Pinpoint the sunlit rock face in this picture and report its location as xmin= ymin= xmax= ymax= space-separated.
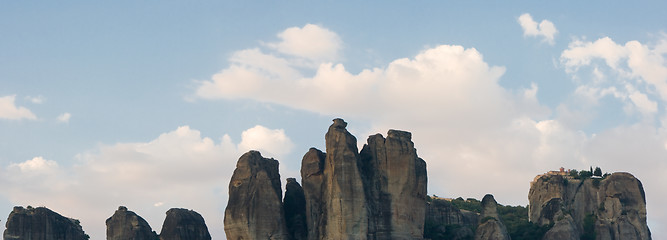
xmin=4 ymin=206 xmax=89 ymax=240
xmin=529 ymin=172 xmax=651 ymax=240
xmin=106 ymin=206 xmax=157 ymax=240
xmin=224 ymin=150 xmax=288 ymax=240
xmin=159 ymin=208 xmax=211 ymax=240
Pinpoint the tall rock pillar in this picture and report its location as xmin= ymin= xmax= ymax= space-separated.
xmin=223 ymin=151 xmax=288 ymax=239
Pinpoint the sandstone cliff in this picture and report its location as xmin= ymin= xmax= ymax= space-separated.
xmin=529 ymin=172 xmax=651 ymax=240
xmin=4 ymin=206 xmax=88 ymax=240
xmin=224 ymin=150 xmax=288 ymax=239
xmin=359 ymin=130 xmax=427 ymax=239
xmin=474 ymin=194 xmax=510 ymax=240
xmin=159 ymin=208 xmax=211 ymax=240
xmin=425 ymin=198 xmax=477 ymax=239
xmin=300 ymin=148 xmax=326 ymax=240
xmin=106 ymin=206 xmax=157 ymax=240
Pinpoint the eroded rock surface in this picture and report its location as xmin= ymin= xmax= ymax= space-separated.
xmin=159 ymin=208 xmax=210 ymax=240
xmin=474 ymin=194 xmax=510 ymax=240
xmin=360 ymin=130 xmax=427 ymax=239
xmin=284 ymin=178 xmax=307 ymax=240
xmin=529 ymin=172 xmax=651 ymax=240
xmin=106 ymin=206 xmax=157 ymax=240
xmin=224 ymin=150 xmax=288 ymax=239
xmin=300 ymin=148 xmax=326 ymax=240
xmin=4 ymin=206 xmax=88 ymax=240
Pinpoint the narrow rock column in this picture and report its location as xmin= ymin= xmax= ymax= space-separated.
xmin=284 ymin=178 xmax=308 ymax=240
xmin=300 ymin=148 xmax=326 ymax=240
xmin=223 ymin=151 xmax=288 ymax=239
xmin=474 ymin=194 xmax=510 ymax=240
xmin=322 ymin=118 xmax=368 ymax=239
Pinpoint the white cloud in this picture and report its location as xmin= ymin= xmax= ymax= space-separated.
xmin=0 ymin=125 xmax=294 ymax=240
xmin=9 ymin=156 xmax=59 ymax=173
xmin=238 ymin=125 xmax=294 ymax=159
xmin=0 ymin=95 xmax=37 ymax=120
xmin=560 ymin=36 xmax=667 ymax=118
xmin=57 ymin=112 xmax=71 ymax=123
xmin=265 ymin=23 xmax=342 ymax=62
xmin=25 ymin=95 xmax=45 ymax=104
xmin=518 ymin=13 xmax=558 ymax=45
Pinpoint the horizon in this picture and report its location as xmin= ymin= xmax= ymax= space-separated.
xmin=1 ymin=1 xmax=666 ymax=239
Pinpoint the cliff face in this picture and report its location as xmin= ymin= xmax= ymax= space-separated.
xmin=4 ymin=206 xmax=88 ymax=240
xmin=360 ymin=130 xmax=428 ymax=239
xmin=300 ymin=148 xmax=327 ymax=240
xmin=223 ymin=150 xmax=288 ymax=240
xmin=529 ymin=172 xmax=651 ymax=240
xmin=106 ymin=206 xmax=157 ymax=240
xmin=159 ymin=208 xmax=211 ymax=240
xmin=283 ymin=178 xmax=307 ymax=240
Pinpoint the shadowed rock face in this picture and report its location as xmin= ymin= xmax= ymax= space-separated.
xmin=529 ymin=172 xmax=651 ymax=240
xmin=106 ymin=206 xmax=157 ymax=240
xmin=474 ymin=194 xmax=510 ymax=240
xmin=425 ymin=198 xmax=478 ymax=239
xmin=300 ymin=148 xmax=326 ymax=240
xmin=284 ymin=178 xmax=307 ymax=240
xmin=224 ymin=150 xmax=288 ymax=240
xmin=4 ymin=206 xmax=88 ymax=240
xmin=159 ymin=208 xmax=211 ymax=240
xmin=360 ymin=129 xmax=427 ymax=239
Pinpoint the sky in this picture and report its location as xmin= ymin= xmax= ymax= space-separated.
xmin=1 ymin=1 xmax=666 ymax=239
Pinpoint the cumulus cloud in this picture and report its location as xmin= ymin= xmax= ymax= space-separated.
xmin=57 ymin=112 xmax=71 ymax=123
xmin=238 ymin=125 xmax=294 ymax=158
xmin=518 ymin=13 xmax=558 ymax=45
xmin=265 ymin=23 xmax=342 ymax=63
xmin=0 ymin=95 xmax=37 ymax=120
xmin=560 ymin=36 xmax=667 ymax=117
xmin=0 ymin=125 xmax=294 ymax=239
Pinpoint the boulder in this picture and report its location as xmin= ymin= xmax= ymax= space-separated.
xmin=159 ymin=208 xmax=211 ymax=240
xmin=4 ymin=206 xmax=89 ymax=240
xmin=106 ymin=206 xmax=157 ymax=240
xmin=223 ymin=150 xmax=288 ymax=239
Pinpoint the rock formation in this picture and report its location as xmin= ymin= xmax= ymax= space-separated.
xmin=321 ymin=118 xmax=369 ymax=239
xmin=224 ymin=150 xmax=288 ymax=239
xmin=4 ymin=206 xmax=88 ymax=240
xmin=425 ymin=197 xmax=477 ymax=240
xmin=159 ymin=208 xmax=211 ymax=240
xmin=106 ymin=206 xmax=157 ymax=240
xmin=300 ymin=148 xmax=326 ymax=240
xmin=529 ymin=172 xmax=651 ymax=240
xmin=283 ymin=178 xmax=307 ymax=240
xmin=474 ymin=194 xmax=510 ymax=240
xmin=359 ymin=130 xmax=427 ymax=239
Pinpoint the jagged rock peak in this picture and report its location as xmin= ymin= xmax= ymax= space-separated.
xmin=224 ymin=150 xmax=288 ymax=240
xmin=159 ymin=208 xmax=211 ymax=240
xmin=330 ymin=118 xmax=347 ymax=129
xmin=4 ymin=206 xmax=89 ymax=240
xmin=387 ymin=129 xmax=411 ymax=140
xmin=106 ymin=206 xmax=157 ymax=240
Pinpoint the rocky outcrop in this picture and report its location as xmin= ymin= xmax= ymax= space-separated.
xmin=284 ymin=178 xmax=307 ymax=240
xmin=159 ymin=208 xmax=211 ymax=240
xmin=360 ymin=130 xmax=427 ymax=239
xmin=320 ymin=118 xmax=368 ymax=239
xmin=106 ymin=206 xmax=157 ymax=240
xmin=4 ymin=206 xmax=88 ymax=240
xmin=224 ymin=150 xmax=288 ymax=239
xmin=529 ymin=172 xmax=651 ymax=240
xmin=474 ymin=194 xmax=509 ymax=240
xmin=300 ymin=148 xmax=326 ymax=240
xmin=425 ymin=198 xmax=477 ymax=240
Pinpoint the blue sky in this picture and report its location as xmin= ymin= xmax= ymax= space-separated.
xmin=1 ymin=1 xmax=666 ymax=239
